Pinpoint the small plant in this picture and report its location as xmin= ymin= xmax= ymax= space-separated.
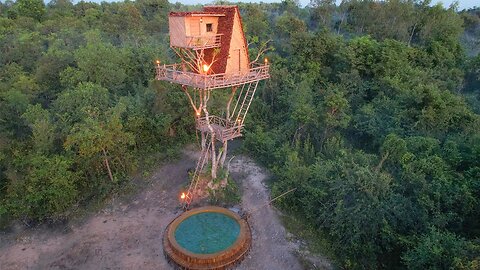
xmin=207 ymin=167 xmax=241 ymax=206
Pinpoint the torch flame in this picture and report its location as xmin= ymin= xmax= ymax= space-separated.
xmin=181 ymin=192 xmax=186 ymax=200
xmin=203 ymin=64 xmax=209 ymax=73
xmin=264 ymin=58 xmax=268 ymax=64
xmin=155 ymin=59 xmax=160 ymax=65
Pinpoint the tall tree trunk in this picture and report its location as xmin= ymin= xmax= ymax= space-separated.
xmin=337 ymin=14 xmax=345 ymax=35
xmin=219 ymin=140 xmax=228 ymax=168
xmin=210 ymin=137 xmax=217 ymax=179
xmin=375 ymin=152 xmax=389 ymax=172
xmin=408 ymin=22 xmax=417 ymax=47
xmin=202 ymin=98 xmax=217 ymax=179
xmin=320 ymin=127 xmax=330 ymax=151
xmin=201 ymin=131 xmax=206 ymax=151
xmin=102 ymin=148 xmax=114 ymax=182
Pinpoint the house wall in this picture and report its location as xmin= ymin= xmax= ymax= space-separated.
xmin=184 ymin=16 xmax=220 ymax=47
xmin=185 ymin=17 xmax=200 ymax=36
xmin=225 ymin=11 xmax=249 ymax=75
xmin=185 ymin=17 xmax=219 ymax=38
xmin=169 ymin=16 xmax=186 ymax=47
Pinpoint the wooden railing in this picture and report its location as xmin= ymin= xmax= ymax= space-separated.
xmin=185 ymin=34 xmax=222 ymax=49
xmin=196 ymin=116 xmax=244 ymax=142
xmin=155 ymin=63 xmax=270 ymax=90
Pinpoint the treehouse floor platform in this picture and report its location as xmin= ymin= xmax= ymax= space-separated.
xmin=196 ymin=116 xmax=243 ymax=142
xmin=155 ymin=64 xmax=269 ymax=90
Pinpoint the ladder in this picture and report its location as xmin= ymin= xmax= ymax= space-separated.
xmin=233 ymin=81 xmax=259 ymax=126
xmin=183 ymin=133 xmax=212 ymax=211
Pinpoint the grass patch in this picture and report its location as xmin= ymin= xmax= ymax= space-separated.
xmin=279 ymin=210 xmax=338 ymax=267
xmin=208 ymin=176 xmax=241 ymax=207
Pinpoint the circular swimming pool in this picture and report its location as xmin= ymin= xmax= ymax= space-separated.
xmin=163 ymin=206 xmax=251 ymax=270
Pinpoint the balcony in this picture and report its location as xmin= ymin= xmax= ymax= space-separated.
xmin=184 ymin=34 xmax=222 ymax=49
xmin=196 ymin=116 xmax=243 ymax=142
xmin=155 ymin=63 xmax=270 ymax=90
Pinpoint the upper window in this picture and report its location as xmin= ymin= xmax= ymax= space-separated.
xmin=206 ymin=23 xmax=213 ymax=32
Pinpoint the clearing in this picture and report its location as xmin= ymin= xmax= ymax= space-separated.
xmin=0 ymin=147 xmax=333 ymax=270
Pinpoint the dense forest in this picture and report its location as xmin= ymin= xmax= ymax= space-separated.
xmin=1 ymin=0 xmax=480 ymax=269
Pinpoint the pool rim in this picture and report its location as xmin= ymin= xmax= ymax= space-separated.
xmin=163 ymin=205 xmax=252 ymax=269
xmin=166 ymin=206 xmax=249 ymax=260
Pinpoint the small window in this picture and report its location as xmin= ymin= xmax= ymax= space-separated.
xmin=206 ymin=23 xmax=213 ymax=32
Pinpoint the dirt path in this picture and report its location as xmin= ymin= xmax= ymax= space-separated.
xmin=230 ymin=156 xmax=303 ymax=270
xmin=0 ymin=150 xmax=321 ymax=270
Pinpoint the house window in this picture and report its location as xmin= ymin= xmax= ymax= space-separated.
xmin=206 ymin=23 xmax=213 ymax=32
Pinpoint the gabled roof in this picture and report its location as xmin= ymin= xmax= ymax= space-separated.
xmin=202 ymin=5 xmax=250 ymax=74
xmin=169 ymin=11 xmax=225 ymax=17
xmin=168 ymin=5 xmax=250 ymax=75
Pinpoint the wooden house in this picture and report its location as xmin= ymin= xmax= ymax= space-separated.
xmin=169 ymin=6 xmax=250 ymax=75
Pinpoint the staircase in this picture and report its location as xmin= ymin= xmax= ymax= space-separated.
xmin=183 ymin=133 xmax=212 ymax=211
xmin=232 ymin=81 xmax=259 ymax=126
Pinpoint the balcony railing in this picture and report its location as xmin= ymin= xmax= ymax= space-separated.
xmin=184 ymin=34 xmax=222 ymax=49
xmin=196 ymin=116 xmax=244 ymax=142
xmin=155 ymin=63 xmax=270 ymax=90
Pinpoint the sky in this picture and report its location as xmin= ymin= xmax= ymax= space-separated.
xmin=171 ymin=0 xmax=477 ymax=10
xmin=59 ymin=0 xmax=478 ymax=11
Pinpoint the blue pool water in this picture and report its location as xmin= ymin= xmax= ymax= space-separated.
xmin=174 ymin=212 xmax=240 ymax=254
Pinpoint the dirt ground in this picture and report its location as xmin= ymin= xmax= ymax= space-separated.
xmin=0 ymin=148 xmax=332 ymax=270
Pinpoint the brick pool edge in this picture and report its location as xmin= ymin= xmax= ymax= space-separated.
xmin=163 ymin=206 xmax=252 ymax=270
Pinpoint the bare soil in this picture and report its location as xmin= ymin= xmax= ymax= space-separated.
xmin=0 ymin=147 xmax=331 ymax=270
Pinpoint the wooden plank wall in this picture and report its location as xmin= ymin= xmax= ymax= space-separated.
xmin=169 ymin=16 xmax=186 ymax=47
xmin=226 ymin=11 xmax=249 ymax=75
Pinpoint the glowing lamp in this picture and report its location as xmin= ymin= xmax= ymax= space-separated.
xmin=196 ymin=111 xmax=201 ymax=116
xmin=155 ymin=59 xmax=160 ymax=65
xmin=203 ymin=64 xmax=209 ymax=73
xmin=264 ymin=58 xmax=268 ymax=64
xmin=181 ymin=192 xmax=186 ymax=200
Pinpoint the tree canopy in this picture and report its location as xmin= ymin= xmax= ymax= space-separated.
xmin=0 ymin=0 xmax=479 ymax=268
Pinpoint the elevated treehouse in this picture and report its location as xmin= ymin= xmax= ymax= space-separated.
xmin=155 ymin=5 xmax=269 ymax=210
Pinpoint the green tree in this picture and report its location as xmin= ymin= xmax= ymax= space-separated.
xmin=15 ymin=0 xmax=45 ymax=21
xmin=64 ymin=102 xmax=135 ymax=182
xmin=53 ymin=82 xmax=111 ymax=134
xmin=318 ymin=84 xmax=351 ymax=148
xmin=22 ymin=104 xmax=56 ymax=154
xmin=403 ymin=228 xmax=479 ymax=269
xmin=6 ymin=155 xmax=78 ymax=221
xmin=309 ymin=0 xmax=335 ymax=29
xmin=60 ymin=30 xmax=129 ymax=92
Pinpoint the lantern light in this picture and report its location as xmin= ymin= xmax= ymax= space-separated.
xmin=155 ymin=59 xmax=160 ymax=65
xmin=264 ymin=58 xmax=268 ymax=64
xmin=196 ymin=111 xmax=201 ymax=116
xmin=181 ymin=192 xmax=186 ymax=200
xmin=203 ymin=64 xmax=209 ymax=73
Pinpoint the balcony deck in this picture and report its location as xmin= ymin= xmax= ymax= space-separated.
xmin=155 ymin=63 xmax=270 ymax=90
xmin=183 ymin=34 xmax=222 ymax=49
xmin=196 ymin=116 xmax=243 ymax=142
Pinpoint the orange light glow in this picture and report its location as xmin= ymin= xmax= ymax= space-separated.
xmin=264 ymin=58 xmax=268 ymax=64
xmin=203 ymin=64 xmax=209 ymax=73
xmin=196 ymin=111 xmax=201 ymax=116
xmin=155 ymin=59 xmax=160 ymax=65
xmin=181 ymin=192 xmax=186 ymax=200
